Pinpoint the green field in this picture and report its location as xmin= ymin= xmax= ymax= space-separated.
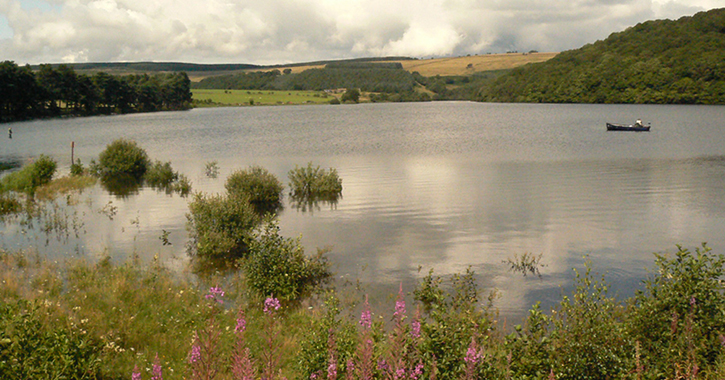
xmin=192 ymin=89 xmax=334 ymax=106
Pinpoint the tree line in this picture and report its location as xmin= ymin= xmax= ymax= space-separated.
xmin=477 ymin=8 xmax=725 ymax=104
xmin=1 ymin=61 xmax=192 ymax=122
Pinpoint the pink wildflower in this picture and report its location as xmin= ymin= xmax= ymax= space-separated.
xmin=394 ymin=283 xmax=406 ymax=318
xmin=151 ymin=353 xmax=163 ymax=380
xmin=132 ymin=365 xmax=141 ymax=380
xmin=189 ymin=344 xmax=201 ymax=364
xmin=205 ymin=286 xmax=225 ymax=303
xmin=264 ymin=297 xmax=281 ymax=314
xmin=235 ymin=310 xmax=247 ymax=333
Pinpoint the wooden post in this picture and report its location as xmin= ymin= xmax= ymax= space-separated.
xmin=71 ymin=141 xmax=75 ymax=165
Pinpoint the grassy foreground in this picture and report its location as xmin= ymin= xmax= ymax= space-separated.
xmin=3 ymin=244 xmax=725 ymax=380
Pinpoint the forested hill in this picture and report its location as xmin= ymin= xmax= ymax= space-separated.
xmin=479 ymin=8 xmax=725 ymax=104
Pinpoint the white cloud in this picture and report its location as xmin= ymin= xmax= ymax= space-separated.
xmin=0 ymin=0 xmax=723 ymax=64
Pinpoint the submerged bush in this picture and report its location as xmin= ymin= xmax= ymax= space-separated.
xmin=93 ymin=139 xmax=149 ymax=179
xmin=186 ymin=192 xmax=260 ymax=263
xmin=243 ymin=220 xmax=331 ymax=301
xmin=0 ymin=155 xmax=57 ymax=196
xmin=288 ymin=162 xmax=343 ymax=207
xmin=226 ymin=166 xmax=284 ymax=214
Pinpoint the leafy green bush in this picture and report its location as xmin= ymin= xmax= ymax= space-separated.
xmin=186 ymin=192 xmax=260 ymax=263
xmin=93 ymin=139 xmax=149 ymax=179
xmin=288 ymin=162 xmax=342 ymax=200
xmin=144 ymin=160 xmax=177 ymax=188
xmin=70 ymin=158 xmax=85 ymax=176
xmin=414 ymin=268 xmax=498 ymax=380
xmin=628 ymin=244 xmax=725 ymax=377
xmin=0 ymin=299 xmax=102 ymax=379
xmin=550 ymin=265 xmax=632 ymax=380
xmin=0 ymin=155 xmax=57 ymax=195
xmin=225 ymin=166 xmax=284 ymax=214
xmin=243 ymin=220 xmax=331 ymax=301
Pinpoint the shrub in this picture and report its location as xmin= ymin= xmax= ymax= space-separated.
xmin=70 ymin=158 xmax=85 ymax=176
xmin=243 ymin=220 xmax=331 ymax=301
xmin=186 ymin=192 xmax=260 ymax=263
xmin=0 ymin=155 xmax=57 ymax=196
xmin=94 ymin=139 xmax=149 ymax=179
xmin=287 ymin=162 xmax=342 ymax=200
xmin=0 ymin=299 xmax=102 ymax=379
xmin=629 ymin=244 xmax=725 ymax=376
xmin=550 ymin=264 xmax=632 ymax=380
xmin=414 ymin=268 xmax=498 ymax=380
xmin=225 ymin=166 xmax=284 ymax=214
xmin=0 ymin=195 xmax=21 ymax=215
xmin=144 ymin=160 xmax=177 ymax=188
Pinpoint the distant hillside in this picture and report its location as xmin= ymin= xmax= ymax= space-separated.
xmin=479 ymin=8 xmax=725 ymax=104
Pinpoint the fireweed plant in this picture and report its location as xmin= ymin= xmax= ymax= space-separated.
xmin=5 ymin=245 xmax=725 ymax=379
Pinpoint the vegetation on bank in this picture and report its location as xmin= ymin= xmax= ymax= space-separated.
xmin=2 ymin=244 xmax=725 ymax=379
xmin=478 ymin=8 xmax=725 ymax=104
xmin=0 ymin=61 xmax=192 ymax=122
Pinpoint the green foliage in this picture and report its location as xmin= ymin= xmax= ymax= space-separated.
xmin=1 ymin=61 xmax=192 ymax=122
xmin=70 ymin=158 xmax=85 ymax=176
xmin=414 ymin=268 xmax=497 ymax=380
xmin=550 ymin=264 xmax=632 ymax=380
xmin=144 ymin=160 xmax=191 ymax=196
xmin=628 ymin=243 xmax=725 ymax=377
xmin=243 ymin=220 xmax=331 ymax=301
xmin=0 ymin=155 xmax=57 ymax=196
xmin=341 ymin=88 xmax=361 ymax=103
xmin=288 ymin=162 xmax=343 ymax=201
xmin=94 ymin=139 xmax=150 ymax=180
xmin=296 ymin=293 xmax=359 ymax=379
xmin=505 ymin=303 xmax=553 ymax=379
xmin=225 ymin=166 xmax=284 ymax=214
xmin=186 ymin=192 xmax=260 ymax=263
xmin=0 ymin=299 xmax=102 ymax=379
xmin=480 ymin=8 xmax=725 ymax=104
xmin=0 ymin=195 xmax=21 ymax=215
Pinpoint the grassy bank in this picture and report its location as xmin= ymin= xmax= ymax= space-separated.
xmin=192 ymin=89 xmax=334 ymax=107
xmin=3 ymin=244 xmax=725 ymax=379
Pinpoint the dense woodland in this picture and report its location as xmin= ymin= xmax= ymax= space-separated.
xmin=478 ymin=8 xmax=725 ymax=104
xmin=0 ymin=62 xmax=192 ymax=122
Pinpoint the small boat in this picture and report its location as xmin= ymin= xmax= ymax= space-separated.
xmin=606 ymin=122 xmax=651 ymax=132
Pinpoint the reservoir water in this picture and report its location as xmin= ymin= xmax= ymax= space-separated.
xmin=2 ymin=101 xmax=725 ymax=320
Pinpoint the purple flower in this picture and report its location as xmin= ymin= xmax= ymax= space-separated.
xmin=411 ymin=362 xmax=424 ymax=380
xmin=205 ymin=286 xmax=225 ymax=303
xmin=395 ymin=367 xmax=406 ymax=380
xmin=151 ymin=353 xmax=163 ymax=380
xmin=235 ymin=310 xmax=247 ymax=333
xmin=377 ymin=359 xmax=389 ymax=372
xmin=411 ymin=319 xmax=421 ymax=339
xmin=189 ymin=344 xmax=201 ymax=364
xmin=327 ymin=361 xmax=337 ymax=380
xmin=394 ymin=284 xmax=406 ymax=317
xmin=311 ymin=373 xmax=319 ymax=380
xmin=132 ymin=365 xmax=141 ymax=380
xmin=690 ymin=296 xmax=697 ymax=306
xmin=464 ymin=345 xmax=482 ymax=365
xmin=264 ymin=297 xmax=281 ymax=314
xmin=359 ymin=309 xmax=372 ymax=329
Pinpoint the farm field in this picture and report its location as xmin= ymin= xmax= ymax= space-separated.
xmin=192 ymin=89 xmax=334 ymax=106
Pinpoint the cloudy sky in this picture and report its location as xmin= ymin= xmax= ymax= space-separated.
xmin=1 ymin=0 xmax=723 ymax=65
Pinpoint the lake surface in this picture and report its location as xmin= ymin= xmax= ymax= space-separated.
xmin=2 ymin=101 xmax=725 ymax=320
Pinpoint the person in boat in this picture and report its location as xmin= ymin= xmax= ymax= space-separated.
xmin=635 ymin=119 xmax=643 ymax=127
